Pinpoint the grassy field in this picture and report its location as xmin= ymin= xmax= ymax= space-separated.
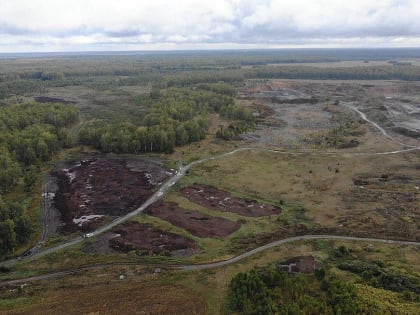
xmin=179 ymin=148 xmax=419 ymax=240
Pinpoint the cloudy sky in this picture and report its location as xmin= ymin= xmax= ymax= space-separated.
xmin=1 ymin=0 xmax=420 ymax=52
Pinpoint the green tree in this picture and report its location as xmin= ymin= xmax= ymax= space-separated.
xmin=23 ymin=165 xmax=39 ymax=192
xmin=0 ymin=219 xmax=16 ymax=254
xmin=14 ymin=214 xmax=32 ymax=244
xmin=0 ymin=147 xmax=22 ymax=193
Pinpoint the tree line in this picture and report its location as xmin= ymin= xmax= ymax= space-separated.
xmin=0 ymin=102 xmax=78 ymax=256
xmin=249 ymin=65 xmax=420 ymax=81
xmin=0 ymin=196 xmax=32 ymax=255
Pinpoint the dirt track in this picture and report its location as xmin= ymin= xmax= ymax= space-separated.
xmin=2 ymin=235 xmax=419 ymax=287
xmin=146 ymin=202 xmax=241 ymax=238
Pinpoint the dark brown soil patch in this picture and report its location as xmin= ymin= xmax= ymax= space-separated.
xmin=35 ymin=96 xmax=77 ymax=104
xmin=53 ymin=158 xmax=170 ymax=233
xmin=181 ymin=184 xmax=281 ymax=217
xmin=109 ymin=222 xmax=197 ymax=255
xmin=146 ymin=202 xmax=241 ymax=238
xmin=284 ymin=256 xmax=321 ymax=274
xmin=270 ymin=96 xmax=318 ymax=104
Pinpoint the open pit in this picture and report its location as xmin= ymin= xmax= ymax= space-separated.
xmin=146 ymin=202 xmax=242 ymax=238
xmin=181 ymin=184 xmax=281 ymax=217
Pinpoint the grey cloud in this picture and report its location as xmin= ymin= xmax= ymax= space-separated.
xmin=104 ymin=29 xmax=146 ymax=38
xmin=1 ymin=0 xmax=420 ymax=51
xmin=0 ymin=23 xmax=36 ymax=36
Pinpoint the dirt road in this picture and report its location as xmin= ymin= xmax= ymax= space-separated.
xmin=1 ymin=235 xmax=418 ymax=286
xmin=343 ymin=103 xmax=418 ymax=148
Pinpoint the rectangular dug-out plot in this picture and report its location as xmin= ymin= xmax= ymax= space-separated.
xmin=181 ymin=184 xmax=281 ymax=217
xmin=146 ymin=202 xmax=241 ymax=238
xmin=109 ymin=222 xmax=197 ymax=255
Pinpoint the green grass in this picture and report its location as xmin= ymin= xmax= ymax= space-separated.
xmin=0 ymin=268 xmax=39 ymax=282
xmin=0 ymin=296 xmax=35 ymax=309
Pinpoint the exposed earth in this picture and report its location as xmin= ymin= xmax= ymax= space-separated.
xmin=181 ymin=184 xmax=282 ymax=217
xmin=146 ymin=202 xmax=242 ymax=238
xmin=109 ymin=222 xmax=197 ymax=255
xmin=279 ymin=256 xmax=321 ymax=274
xmin=241 ymin=79 xmax=420 ymax=148
xmin=53 ymin=157 xmax=171 ymax=233
xmin=34 ymin=96 xmax=78 ymax=104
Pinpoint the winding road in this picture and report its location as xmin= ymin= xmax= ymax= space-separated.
xmin=178 ymin=235 xmax=420 ymax=271
xmin=1 ymin=235 xmax=419 ymax=286
xmin=343 ymin=103 xmax=419 ymax=149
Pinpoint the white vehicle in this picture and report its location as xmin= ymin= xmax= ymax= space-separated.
xmin=84 ymin=232 xmax=94 ymax=238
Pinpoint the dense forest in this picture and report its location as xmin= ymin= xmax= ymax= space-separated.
xmin=0 ymin=102 xmax=78 ymax=256
xmin=228 ymin=264 xmax=378 ymax=315
xmin=337 ymin=259 xmax=419 ymax=295
xmin=79 ymin=87 xmax=254 ymax=153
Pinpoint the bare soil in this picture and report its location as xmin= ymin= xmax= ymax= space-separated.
xmin=109 ymin=222 xmax=197 ymax=255
xmin=241 ymin=79 xmax=420 ymax=148
xmin=82 ymin=232 xmax=119 ymax=255
xmin=181 ymin=184 xmax=281 ymax=217
xmin=282 ymin=256 xmax=321 ymax=274
xmin=34 ymin=96 xmax=77 ymax=104
xmin=146 ymin=202 xmax=242 ymax=238
xmin=53 ymin=157 xmax=170 ymax=233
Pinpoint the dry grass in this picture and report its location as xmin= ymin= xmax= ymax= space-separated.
xmin=1 ymin=267 xmax=206 ymax=315
xmin=183 ymin=148 xmax=419 ymax=238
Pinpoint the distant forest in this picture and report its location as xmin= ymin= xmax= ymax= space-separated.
xmin=2 ymin=49 xmax=420 ymax=100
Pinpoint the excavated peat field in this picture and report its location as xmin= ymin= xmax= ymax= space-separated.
xmin=53 ymin=157 xmax=171 ymax=233
xmin=109 ymin=222 xmax=197 ymax=255
xmin=181 ymin=184 xmax=282 ymax=217
xmin=146 ymin=202 xmax=242 ymax=238
xmin=52 ymin=161 xmax=282 ymax=256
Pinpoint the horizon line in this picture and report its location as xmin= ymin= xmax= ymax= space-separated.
xmin=2 ymin=46 xmax=420 ymax=56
